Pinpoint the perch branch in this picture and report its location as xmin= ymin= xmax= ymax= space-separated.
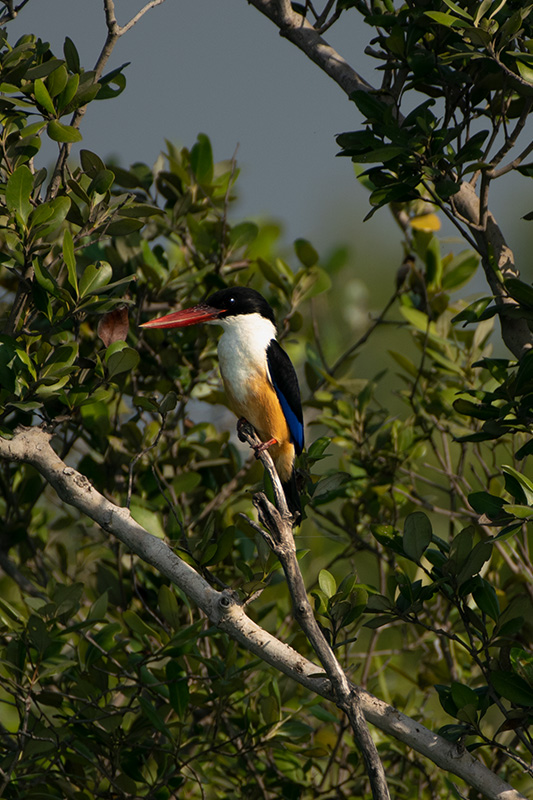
xmin=238 ymin=420 xmax=390 ymax=799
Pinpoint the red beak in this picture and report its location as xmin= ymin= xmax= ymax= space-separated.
xmin=140 ymin=304 xmax=224 ymax=329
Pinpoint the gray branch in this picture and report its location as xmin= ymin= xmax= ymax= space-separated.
xmin=238 ymin=420 xmax=389 ymax=799
xmin=0 ymin=425 xmax=526 ymax=800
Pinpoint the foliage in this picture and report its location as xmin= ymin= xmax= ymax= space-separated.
xmin=337 ymin=0 xmax=533 ymax=218
xmin=0 ymin=4 xmax=533 ymax=799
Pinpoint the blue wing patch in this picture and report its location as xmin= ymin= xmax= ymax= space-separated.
xmin=266 ymin=340 xmax=304 ymax=454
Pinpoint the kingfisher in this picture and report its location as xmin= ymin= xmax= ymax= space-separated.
xmin=141 ymin=287 xmax=304 ymax=515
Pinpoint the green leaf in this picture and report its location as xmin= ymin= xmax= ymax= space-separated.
xmin=159 ymin=391 xmax=178 ymax=415
xmin=6 ymin=165 xmax=33 ymax=224
xmin=190 ymin=133 xmax=213 ymax=184
xmin=46 ymin=64 xmax=68 ymax=98
xmin=318 ymin=569 xmax=337 ymax=598
xmin=129 ymin=502 xmax=165 ymax=538
xmin=502 ymin=504 xmax=533 ymax=519
xmin=88 ymin=591 xmax=108 ymax=620
xmin=294 ymin=238 xmax=319 ymax=268
xmin=502 ymin=465 xmax=533 ymax=505
xmin=63 ymin=36 xmax=80 ymax=72
xmin=29 ymin=196 xmax=71 ymax=237
xmin=468 ymin=491 xmax=506 ymax=519
xmin=97 ymin=64 xmax=128 ymax=99
xmin=451 ymin=682 xmax=478 ymax=709
xmin=403 ymin=512 xmax=432 ymax=561
xmin=138 ymin=696 xmax=171 ymax=736
xmin=103 ymin=218 xmax=143 ymax=236
xmin=34 ymin=77 xmax=55 ymax=114
xmin=158 ymin=585 xmax=181 ymax=629
xmin=33 ymin=260 xmax=58 ymax=294
xmin=80 ymin=149 xmax=106 ymax=176
xmin=41 ymin=343 xmax=78 ymax=378
xmin=457 ymin=540 xmax=492 ymax=586
xmin=517 ymin=60 xmax=533 ymax=85
xmin=307 ymin=436 xmax=331 ymax=460
xmin=491 ymin=671 xmax=533 ymax=707
xmin=79 ymin=262 xmax=113 ymax=297
xmin=510 ymin=647 xmax=533 ymax=687
xmin=105 ymin=343 xmax=140 ymax=378
xmin=441 ymin=0 xmax=473 ymax=19
xmin=452 ymin=297 xmax=493 ymax=325
xmin=424 ymin=11 xmax=464 ymax=28
xmin=47 ymin=120 xmax=82 ymax=143
xmin=166 ymin=661 xmax=189 ymax=718
xmin=57 ymin=73 xmax=79 ymax=111
xmin=296 ymin=266 xmax=331 ymax=302
xmin=63 ymin=229 xmax=77 ymax=295
xmin=88 ymin=169 xmax=114 ymax=196
xmin=123 ymin=610 xmax=158 ymax=638
xmin=473 ymin=580 xmax=500 ymax=621
xmin=505 ymin=278 xmax=533 ymax=309
xmin=229 ymin=222 xmax=258 ymax=250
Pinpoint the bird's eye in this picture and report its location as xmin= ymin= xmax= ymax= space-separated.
xmin=228 ymin=296 xmax=235 ymax=305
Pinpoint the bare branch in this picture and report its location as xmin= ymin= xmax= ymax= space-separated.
xmin=0 ymin=425 xmax=526 ymax=800
xmin=247 ymin=0 xmax=373 ymax=96
xmin=238 ymin=424 xmax=390 ymax=799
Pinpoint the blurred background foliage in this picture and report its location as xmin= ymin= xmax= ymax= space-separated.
xmin=0 ymin=3 xmax=533 ymax=798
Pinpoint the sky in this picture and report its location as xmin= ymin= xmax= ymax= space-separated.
xmin=9 ymin=0 xmax=533 ymax=283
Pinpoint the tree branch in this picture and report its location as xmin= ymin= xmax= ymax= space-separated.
xmin=237 ymin=421 xmax=390 ymax=799
xmin=246 ymin=0 xmax=373 ymax=96
xmin=0 ymin=425 xmax=526 ymax=800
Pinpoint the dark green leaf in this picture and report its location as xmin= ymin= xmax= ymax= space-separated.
xmin=473 ymin=580 xmax=500 ymax=621
xmin=403 ymin=512 xmax=432 ymax=561
xmin=6 ymin=164 xmax=33 ymax=224
xmin=80 ymin=149 xmax=106 ymax=176
xmin=294 ymin=238 xmax=319 ymax=268
xmin=491 ymin=671 xmax=533 ymax=707
xmin=190 ymin=133 xmax=213 ymax=184
xmin=105 ymin=344 xmax=140 ymax=378
xmin=63 ymin=36 xmax=80 ymax=72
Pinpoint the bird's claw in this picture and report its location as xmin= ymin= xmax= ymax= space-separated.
xmin=237 ymin=417 xmax=253 ymax=443
xmin=252 ymin=437 xmax=277 ymax=458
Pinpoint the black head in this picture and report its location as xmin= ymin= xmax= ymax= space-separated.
xmin=206 ymin=287 xmax=275 ymax=325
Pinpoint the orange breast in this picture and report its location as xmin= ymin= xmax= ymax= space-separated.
xmin=223 ymin=372 xmax=295 ymax=482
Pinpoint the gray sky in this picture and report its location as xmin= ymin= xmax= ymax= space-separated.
xmin=10 ymin=1 xmax=533 ymax=277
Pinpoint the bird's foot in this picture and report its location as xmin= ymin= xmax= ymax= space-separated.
xmin=236 ymin=419 xmax=277 ymax=457
xmin=253 ymin=437 xmax=277 ymax=457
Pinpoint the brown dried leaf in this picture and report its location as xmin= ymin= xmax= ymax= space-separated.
xmin=97 ymin=306 xmax=129 ymax=347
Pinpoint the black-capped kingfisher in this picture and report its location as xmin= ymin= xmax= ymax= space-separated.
xmin=141 ymin=287 xmax=304 ymax=515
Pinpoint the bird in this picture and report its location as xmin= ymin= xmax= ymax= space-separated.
xmin=141 ymin=287 xmax=304 ymax=516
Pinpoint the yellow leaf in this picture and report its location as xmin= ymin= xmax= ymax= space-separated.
xmin=410 ymin=213 xmax=441 ymax=232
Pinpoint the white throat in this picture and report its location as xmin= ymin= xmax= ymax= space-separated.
xmin=214 ymin=312 xmax=276 ymax=404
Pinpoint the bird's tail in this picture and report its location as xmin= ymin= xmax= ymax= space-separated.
xmin=282 ymin=470 xmax=301 ymax=520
